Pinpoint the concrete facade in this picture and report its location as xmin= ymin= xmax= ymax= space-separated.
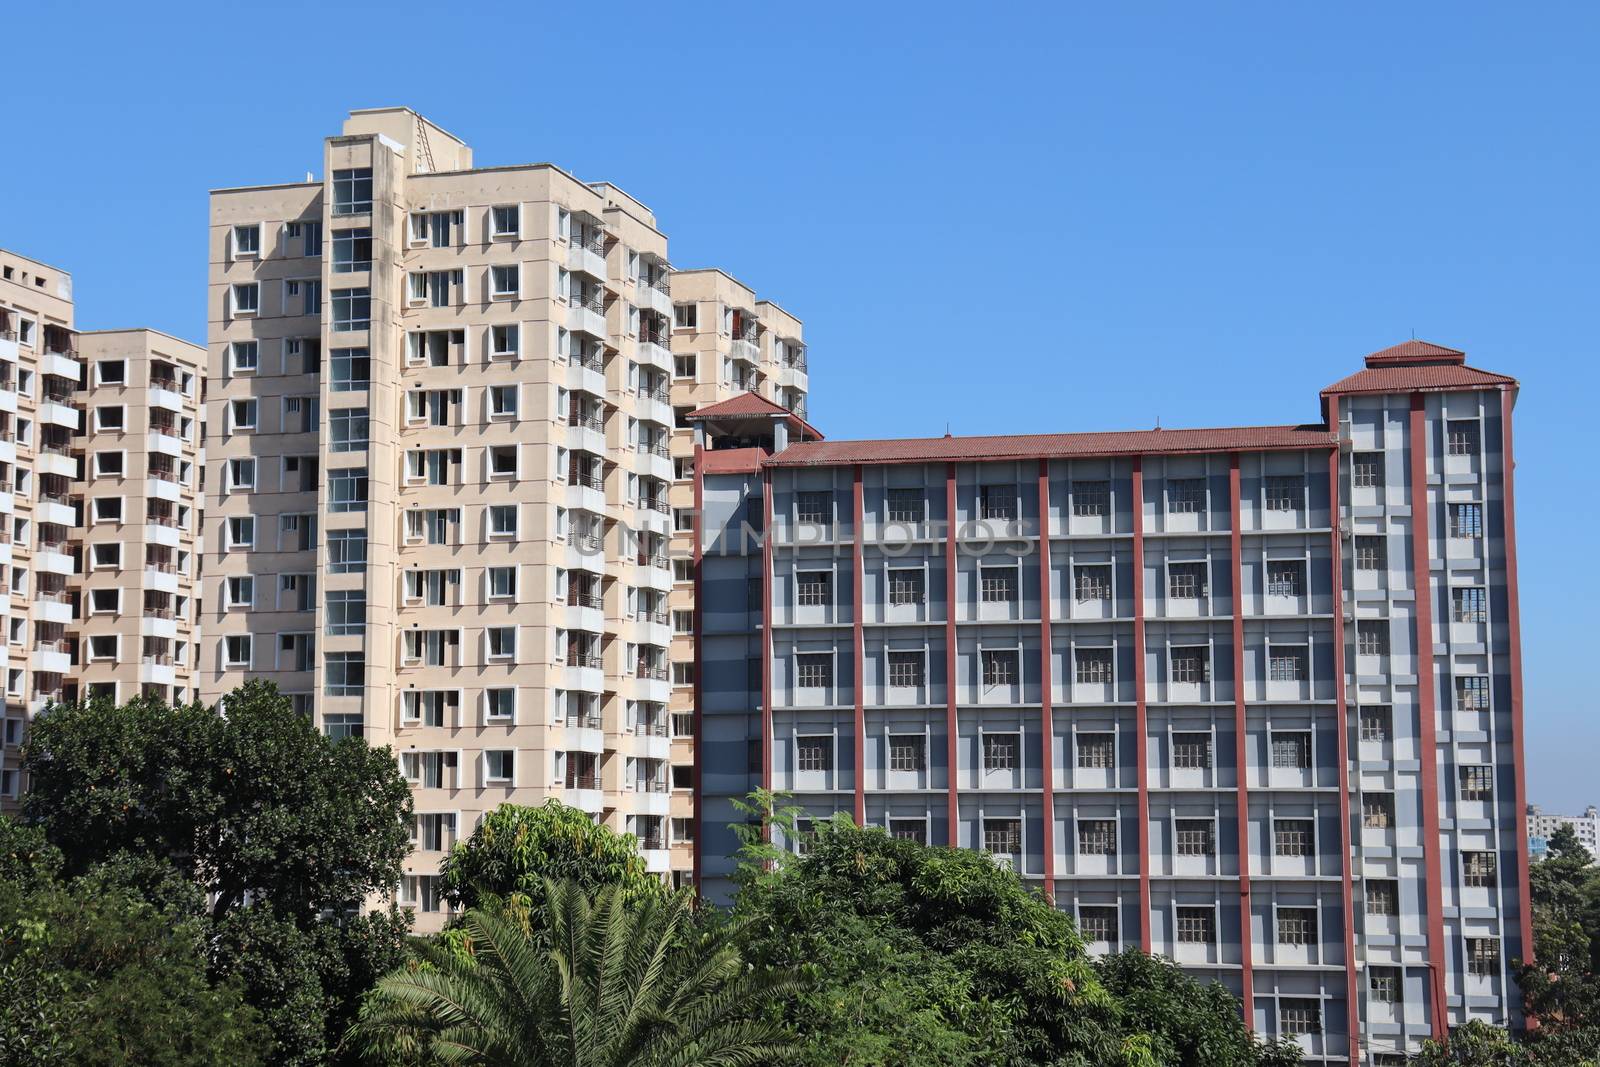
xmin=690 ymin=340 xmax=1528 ymax=1065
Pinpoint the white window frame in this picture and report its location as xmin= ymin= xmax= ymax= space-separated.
xmin=230 ymin=282 xmax=259 ymax=317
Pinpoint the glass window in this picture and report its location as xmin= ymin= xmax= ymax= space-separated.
xmin=888 ymin=736 xmax=925 ymax=771
xmin=1077 ymin=819 xmax=1116 ymax=855
xmin=1074 ymin=565 xmax=1112 ymax=602
xmin=1166 ymin=478 xmax=1206 ymax=513
xmin=1266 ymin=560 xmax=1304 ymax=597
xmin=331 ymin=288 xmax=371 ymax=332
xmin=1072 ymin=481 xmax=1109 ymax=516
xmin=1271 ymin=732 xmax=1312 ymax=769
xmin=1076 ymin=732 xmax=1115 ymax=769
xmin=1176 ymin=907 xmax=1214 ymax=943
xmin=329 ymin=407 xmax=369 ymax=452
xmin=491 ymin=205 xmax=520 ymax=236
xmin=1172 ymin=732 xmax=1211 ymax=769
xmin=1075 ymin=647 xmax=1113 ymax=684
xmin=887 ymin=569 xmax=925 ymax=606
xmin=982 ymin=733 xmax=1018 ymax=771
xmin=330 ymin=348 xmax=370 ymax=391
xmin=981 ymin=649 xmax=1018 ymax=687
xmin=327 ymin=528 xmax=366 ymax=573
xmin=324 ymin=652 xmax=364 ymax=696
xmin=325 ymin=589 xmax=366 ymax=635
xmin=1175 ymin=819 xmax=1214 ymax=855
xmin=328 ymin=467 xmax=368 ymax=513
xmin=1170 ymin=647 xmax=1210 ymax=684
xmin=1264 ymin=475 xmax=1303 ymax=511
xmin=796 ymin=654 xmax=832 ymax=689
xmin=886 ymin=488 xmax=925 ymax=523
xmin=887 ymin=651 xmax=924 ymax=688
xmin=331 ymin=227 xmax=372 ymax=272
xmin=332 ymin=168 xmax=373 ymax=216
xmin=796 ymin=736 xmax=832 ymax=771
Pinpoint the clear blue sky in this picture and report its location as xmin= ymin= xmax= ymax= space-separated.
xmin=4 ymin=2 xmax=1595 ymax=806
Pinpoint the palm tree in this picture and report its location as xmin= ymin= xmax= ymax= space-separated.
xmin=349 ymin=879 xmax=800 ymax=1066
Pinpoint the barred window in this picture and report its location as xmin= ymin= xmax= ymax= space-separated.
xmin=1175 ymin=819 xmax=1214 ymax=855
xmin=1457 ymin=675 xmax=1491 ymax=710
xmin=1355 ymin=536 xmax=1387 ymax=570
xmin=797 ymin=571 xmax=832 ymax=606
xmin=1279 ymin=999 xmax=1321 ymax=1037
xmin=887 ymin=651 xmax=925 ymax=688
xmin=1453 ymin=586 xmax=1488 ymax=623
xmin=1366 ymin=879 xmax=1398 ymax=916
xmin=1357 ymin=619 xmax=1390 ymax=655
xmin=1176 ymin=906 xmax=1214 ymax=943
xmin=1266 ymin=560 xmax=1305 ymax=597
xmin=1271 ymin=732 xmax=1312 ymax=769
xmin=983 ymin=733 xmax=1019 ymax=771
xmin=796 ymin=654 xmax=833 ymax=689
xmin=983 ymin=818 xmax=1021 ymax=855
xmin=1172 ymin=732 xmax=1212 ymax=769
xmin=1076 ymin=647 xmax=1114 ymax=684
xmin=796 ymin=736 xmax=832 ymax=772
xmin=1464 ymin=851 xmax=1498 ymax=888
xmin=886 ymin=488 xmax=925 ymax=523
xmin=888 ymin=569 xmax=925 ymax=605
xmin=1352 ymin=452 xmax=1384 ymax=489
xmin=1168 ymin=562 xmax=1208 ymax=599
xmin=796 ymin=491 xmax=831 ymax=525
xmin=980 ymin=568 xmax=1017 ymax=603
xmin=1363 ymin=793 xmax=1395 ymax=829
xmin=1074 ymin=565 xmax=1112 ymax=602
xmin=1167 ymin=478 xmax=1207 ymax=513
xmin=1359 ymin=705 xmax=1391 ymax=742
xmin=1170 ymin=647 xmax=1211 ymax=684
xmin=1077 ymin=819 xmax=1117 ymax=855
xmin=1265 ymin=475 xmax=1304 ymax=511
xmin=982 ymin=649 xmax=1019 ymax=687
xmin=1369 ymin=967 xmax=1402 ymax=1004
xmin=888 ymin=735 xmax=925 ymax=772
xmin=1077 ymin=732 xmax=1115 ymax=769
xmin=1447 ymin=420 xmax=1481 ymax=457
xmin=1467 ymin=937 xmax=1500 ymax=977
xmin=1277 ymin=907 xmax=1317 ymax=946
xmin=979 ymin=485 xmax=1016 ymax=521
xmin=1460 ymin=765 xmax=1494 ymax=801
xmin=889 ymin=819 xmax=926 ymax=844
xmin=1269 ymin=647 xmax=1308 ymax=682
xmin=1449 ymin=502 xmax=1483 ymax=539
xmin=1078 ymin=906 xmax=1118 ymax=944
xmin=1073 ymin=480 xmax=1110 ymax=516
xmin=1274 ymin=819 xmax=1314 ymax=857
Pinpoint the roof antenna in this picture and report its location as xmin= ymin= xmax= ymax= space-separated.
xmin=944 ymin=421 xmax=952 ymax=438
xmin=1155 ymin=414 xmax=1162 ymax=430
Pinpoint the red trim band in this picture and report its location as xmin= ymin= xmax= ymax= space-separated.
xmin=1229 ymin=455 xmax=1256 ymax=1024
xmin=1038 ymin=461 xmax=1056 ymax=898
xmin=691 ymin=442 xmax=705 ymax=889
xmin=852 ymin=466 xmax=866 ymax=824
xmin=945 ymin=463 xmax=960 ymax=845
xmin=1500 ymin=389 xmax=1533 ymax=974
xmin=1131 ymin=458 xmax=1152 ymax=952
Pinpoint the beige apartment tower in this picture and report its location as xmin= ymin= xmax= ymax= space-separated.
xmin=0 ymin=248 xmax=205 ymax=805
xmin=201 ymin=108 xmax=807 ymax=921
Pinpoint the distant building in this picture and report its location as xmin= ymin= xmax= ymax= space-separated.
xmin=1526 ymin=804 xmax=1600 ymax=859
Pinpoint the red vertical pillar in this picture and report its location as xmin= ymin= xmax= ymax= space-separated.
xmin=852 ymin=467 xmax=866 ymax=824
xmin=1037 ymin=461 xmax=1056 ymax=898
xmin=1499 ymin=388 xmax=1533 ymax=969
xmin=1131 ymin=458 xmax=1152 ymax=952
xmin=1229 ymin=455 xmax=1256 ymax=1025
xmin=945 ymin=463 xmax=960 ymax=845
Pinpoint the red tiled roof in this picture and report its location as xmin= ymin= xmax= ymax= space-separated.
xmin=686 ymin=391 xmax=823 ymax=440
xmin=763 ymin=425 xmax=1336 ymax=468
xmin=1364 ymin=339 xmax=1466 ymax=366
xmin=699 ymin=447 xmax=766 ymax=475
xmin=1321 ymin=363 xmax=1517 ymax=397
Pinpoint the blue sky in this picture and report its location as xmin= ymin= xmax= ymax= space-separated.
xmin=4 ymin=1 xmax=1595 ymax=806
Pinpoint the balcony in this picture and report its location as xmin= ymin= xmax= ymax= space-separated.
xmin=637 ymin=279 xmax=673 ymax=318
xmin=32 ymin=642 xmax=72 ymax=674
xmin=34 ymin=443 xmax=76 ymax=479
xmin=148 ymin=379 xmax=184 ymax=412
xmin=635 ymin=334 xmax=672 ymax=371
xmin=141 ymin=612 xmax=179 ymax=639
xmin=144 ymin=565 xmax=180 ymax=593
xmin=566 ymin=353 xmax=606 ymax=397
xmin=635 ymin=388 xmax=672 ymax=429
xmin=42 ymin=351 xmax=82 ymax=382
xmin=33 ymin=591 xmax=72 ymax=624
xmin=38 ymin=399 xmax=81 ymax=431
xmin=731 ymin=336 xmax=759 ymax=364
xmin=633 ymin=663 xmax=671 ymax=703
xmin=35 ymin=545 xmax=74 ymax=576
xmin=566 ymin=293 xmax=607 ymax=340
xmin=35 ymin=496 xmax=75 ymax=526
xmin=566 ymin=229 xmax=608 ymax=279
xmin=138 ymin=658 xmax=176 ymax=686
xmin=144 ymin=518 xmax=182 ymax=547
xmin=147 ymin=428 xmax=184 ymax=456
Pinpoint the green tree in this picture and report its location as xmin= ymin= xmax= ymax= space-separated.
xmin=1411 ymin=1019 xmax=1533 ymax=1066
xmin=349 ymin=879 xmax=800 ymax=1066
xmin=439 ymin=799 xmax=662 ymax=913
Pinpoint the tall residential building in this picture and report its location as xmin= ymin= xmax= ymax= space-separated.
xmin=1526 ymin=804 xmax=1599 ymax=860
xmin=690 ymin=339 xmax=1528 ymax=1065
xmin=0 ymin=249 xmax=206 ymax=804
xmin=202 ymin=108 xmax=807 ymax=922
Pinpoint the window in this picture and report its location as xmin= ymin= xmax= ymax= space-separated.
xmin=1264 ymin=475 xmax=1303 ymax=511
xmin=87 ymin=635 xmax=118 ymax=662
xmin=93 ymin=497 xmax=125 ymax=522
xmin=1176 ymin=907 xmax=1214 ymax=943
xmin=330 ymin=347 xmax=370 ymax=391
xmin=795 ymin=491 xmax=830 ymax=525
xmin=1457 ymin=675 xmax=1491 ymax=710
xmin=230 ymin=341 xmax=258 ymax=373
xmin=1078 ymin=819 xmax=1116 ymax=855
xmin=325 ymin=590 xmax=366 ymax=636
xmin=1266 ymin=560 xmax=1304 ymax=597
xmin=980 ymin=568 xmax=1016 ymax=603
xmin=491 ymin=324 xmax=519 ymax=358
xmin=1078 ymin=907 xmax=1118 ymax=944
xmin=1359 ymin=705 xmax=1390 ymax=742
xmin=227 ymin=516 xmax=255 ymax=549
xmin=1273 ymin=819 xmax=1314 ymax=857
xmin=332 ymin=227 xmax=372 ymax=272
xmin=94 ymin=452 xmax=124 ymax=477
xmin=673 ymin=303 xmax=697 ymax=329
xmin=231 ymin=283 xmax=259 ymax=315
xmin=886 ymin=488 xmax=925 ymax=523
xmin=1167 ymin=478 xmax=1206 ymax=513
xmin=491 ymin=205 xmax=521 ymax=236
xmin=331 ymin=288 xmax=371 ymax=332
xmin=490 ymin=264 xmax=520 ymax=298
xmin=90 ymin=544 xmax=122 ymax=570
xmin=1366 ymin=879 xmax=1398 ymax=915
xmin=983 ymin=818 xmax=1021 ymax=855
xmin=673 ymin=353 xmax=696 ymax=378
xmin=328 ymin=529 xmax=367 ymax=573
xmin=401 ymin=691 xmax=457 ymax=728
xmin=1352 ymin=452 xmax=1384 ymax=488
xmin=797 ymin=571 xmax=832 ymax=606
xmin=978 ymin=484 xmax=1015 ymax=521
xmin=1073 ymin=480 xmax=1110 ymax=516
xmin=329 ymin=468 xmax=368 ymax=512
xmin=887 ymin=651 xmax=924 ymax=688
xmin=1170 ymin=647 xmax=1210 ymax=684
xmin=1449 ymin=502 xmax=1483 ymax=539
xmin=486 ymin=689 xmax=516 ymax=721
xmin=489 ymin=505 xmax=518 ymax=538
xmin=1172 ymin=732 xmax=1211 ymax=769
xmin=1363 ymin=793 xmax=1394 ymax=829
xmin=225 ymin=575 xmax=254 ymax=608
xmin=228 ymin=399 xmax=256 ymax=432
xmin=1076 ymin=647 xmax=1113 ymax=684
xmin=332 ymin=168 xmax=372 ymax=215
xmin=796 ymin=654 xmax=832 ymax=689
xmin=1354 ymin=536 xmax=1387 ymax=570
xmin=1175 ymin=819 xmax=1214 ymax=856
xmin=329 ymin=408 xmax=369 ymax=452
xmin=488 ymin=567 xmax=517 ymax=599
xmin=485 ymin=751 xmax=515 ymax=783
xmin=1447 ymin=419 xmax=1481 ymax=456
xmin=232 ymin=223 xmax=260 ymax=256
xmin=1271 ymin=731 xmax=1311 ymax=769
xmin=223 ymin=635 xmax=253 ymax=668
xmin=1464 ymin=851 xmax=1498 ymax=888
xmin=888 ymin=819 xmax=926 ymax=844
xmin=1074 ymin=565 xmax=1112 ymax=602
xmin=981 ymin=649 xmax=1018 ymax=687
xmin=887 ymin=569 xmax=925 ymax=605
xmin=1357 ymin=620 xmax=1389 ymax=655
xmin=1467 ymin=938 xmax=1500 ymax=978
xmin=1276 ymin=907 xmax=1317 ymax=946
xmin=1369 ymin=967 xmax=1401 ymax=1004
xmin=1460 ymin=765 xmax=1494 ymax=801
xmin=796 ymin=736 xmax=832 ymax=772
xmin=1269 ymin=647 xmax=1307 ymax=682
xmin=1453 ymin=586 xmax=1488 ymax=623
xmin=488 ymin=445 xmax=519 ymax=479
xmin=888 ymin=736 xmax=925 ymax=771
xmin=1279 ymin=999 xmax=1321 ymax=1037
xmin=1168 ymin=562 xmax=1207 ymax=599
xmin=1077 ymin=732 xmax=1115 ymax=769
xmin=486 ymin=627 xmax=516 ymax=660
xmin=974 ymin=733 xmax=1018 ymax=772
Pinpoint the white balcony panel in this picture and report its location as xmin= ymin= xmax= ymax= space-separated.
xmin=566 ymin=304 xmax=607 ymax=339
xmin=35 ymin=452 xmax=76 ymax=479
xmin=32 ymin=649 xmax=71 ymax=674
xmin=632 ymin=676 xmax=671 ymax=704
xmin=731 ymin=338 xmax=759 ymax=364
xmin=633 ymin=789 xmax=671 ymax=816
xmin=566 ymin=424 xmax=607 ymax=457
xmin=0 ymin=439 xmax=14 ymax=464
xmin=565 ymin=787 xmax=604 ymax=814
xmin=149 ymin=478 xmax=182 ymax=503
xmin=566 ymin=244 xmax=607 ymax=279
xmin=42 ymin=352 xmax=82 ymax=381
xmin=34 ymin=598 xmax=72 ymax=624
xmin=0 ymin=389 xmax=15 ymax=414
xmin=141 ymin=615 xmax=179 ymax=639
xmin=635 ymin=338 xmax=671 ymax=371
xmin=564 ymin=665 xmax=605 ymax=694
xmin=632 ymin=732 xmax=671 ymax=761
xmin=634 ymin=560 xmax=671 ymax=592
xmin=145 ymin=567 xmax=180 ymax=593
xmin=36 ymin=550 xmax=73 ymax=576
xmin=642 ymin=847 xmax=671 ymax=873
xmin=636 ymin=451 xmax=673 ymax=484
xmin=138 ymin=661 xmax=176 ymax=686
xmin=36 ymin=500 xmax=75 ymax=527
xmin=565 ymin=603 xmax=605 ymax=635
xmin=38 ymin=401 xmax=81 ymax=430
xmin=639 ymin=286 xmax=673 ymax=318
xmin=565 ymin=361 xmax=606 ymax=397
xmin=564 ymin=725 xmax=605 ymax=753
xmin=145 ymin=523 xmax=181 ymax=548
xmin=149 ymin=385 xmax=184 ymax=412
xmin=635 ymin=395 xmax=672 ymax=428
xmin=0 ymin=492 xmax=11 ymax=514
xmin=147 ymin=431 xmax=184 ymax=456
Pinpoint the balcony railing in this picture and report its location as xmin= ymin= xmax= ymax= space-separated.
xmin=571 ymin=229 xmax=606 ymax=257
xmin=571 ymin=292 xmax=606 ymax=315
xmin=639 ymin=333 xmax=671 ymax=350
xmin=145 ymin=561 xmax=177 ymax=574
xmin=644 ymin=442 xmax=671 ymax=458
xmin=638 ymin=835 xmax=665 ymax=850
xmin=149 ymin=375 xmax=178 ymax=391
xmin=637 ymin=552 xmax=670 ymax=570
xmin=146 ymin=514 xmax=178 ymax=527
xmin=37 ymin=441 xmax=71 ymax=457
xmin=144 ymin=607 xmax=175 ymax=619
xmin=572 ymin=352 xmax=606 ymax=373
xmin=566 ymin=652 xmax=603 ymax=670
xmin=640 ymin=609 xmax=669 ymax=626
xmin=640 ymin=497 xmax=670 ymax=514
xmin=638 ymin=719 xmax=669 ymax=737
xmin=141 ymin=653 xmax=175 ymax=666
xmin=564 ymin=774 xmax=600 ymax=790
xmin=568 ymin=413 xmax=605 ymax=432
xmin=42 ymin=388 xmax=76 ymax=404
xmin=565 ymin=712 xmax=603 ymax=730
xmin=566 ymin=590 xmax=601 ymax=609
xmin=637 ymin=778 xmax=669 ymax=794
xmin=639 ymin=388 xmax=670 ymax=404
xmin=568 ymin=471 xmax=605 ymax=491
xmin=36 ymin=590 xmax=70 ymax=604
xmin=635 ymin=664 xmax=669 ymax=682
xmin=638 ymin=272 xmax=670 ymax=296
xmin=571 ymin=531 xmax=603 ymax=552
